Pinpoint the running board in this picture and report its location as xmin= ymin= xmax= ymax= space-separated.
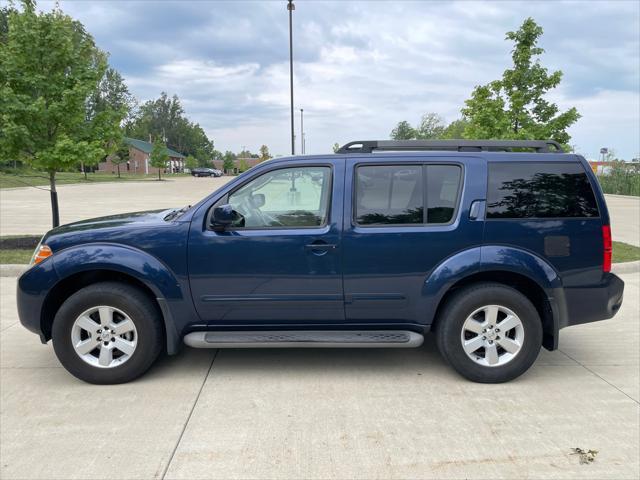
xmin=184 ymin=330 xmax=424 ymax=348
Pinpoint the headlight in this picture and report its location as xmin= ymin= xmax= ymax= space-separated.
xmin=30 ymin=244 xmax=53 ymax=266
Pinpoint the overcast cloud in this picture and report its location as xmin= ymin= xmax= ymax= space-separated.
xmin=45 ymin=0 xmax=640 ymax=159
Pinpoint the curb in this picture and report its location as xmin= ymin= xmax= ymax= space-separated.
xmin=2 ymin=261 xmax=639 ymax=278
xmin=611 ymin=260 xmax=640 ymax=274
xmin=0 ymin=264 xmax=27 ymax=277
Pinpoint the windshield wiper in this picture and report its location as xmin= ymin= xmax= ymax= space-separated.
xmin=164 ymin=205 xmax=191 ymax=221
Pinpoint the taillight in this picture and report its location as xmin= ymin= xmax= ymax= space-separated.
xmin=602 ymin=225 xmax=612 ymax=273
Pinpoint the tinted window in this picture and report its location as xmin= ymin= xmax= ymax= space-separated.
xmin=356 ymin=166 xmax=423 ymax=225
xmin=228 ymin=166 xmax=331 ymax=228
xmin=355 ymin=164 xmax=462 ymax=225
xmin=487 ymin=162 xmax=599 ymax=219
xmin=426 ymin=165 xmax=461 ymax=224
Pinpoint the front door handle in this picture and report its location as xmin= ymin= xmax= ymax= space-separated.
xmin=305 ymin=241 xmax=336 ymax=255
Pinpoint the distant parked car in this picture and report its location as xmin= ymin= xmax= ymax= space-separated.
xmin=191 ymin=167 xmax=221 ymax=177
xmin=17 ymin=139 xmax=624 ymax=384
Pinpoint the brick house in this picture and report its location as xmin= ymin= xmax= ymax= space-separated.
xmin=99 ymin=137 xmax=185 ymax=175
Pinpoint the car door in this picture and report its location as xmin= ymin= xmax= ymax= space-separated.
xmin=342 ymin=156 xmax=484 ymax=325
xmin=188 ymin=159 xmax=345 ymax=325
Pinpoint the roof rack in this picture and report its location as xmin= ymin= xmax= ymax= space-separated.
xmin=336 ymin=139 xmax=563 ymax=154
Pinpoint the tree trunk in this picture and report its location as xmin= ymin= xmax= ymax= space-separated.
xmin=158 ymin=169 xmax=161 ymax=181
xmin=117 ymin=164 xmax=120 ymax=178
xmin=49 ymin=170 xmax=60 ymax=228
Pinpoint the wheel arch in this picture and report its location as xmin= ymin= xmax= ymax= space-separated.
xmin=40 ymin=269 xmax=181 ymax=354
xmin=431 ymin=270 xmax=557 ymax=350
xmin=424 ymin=245 xmax=567 ymax=350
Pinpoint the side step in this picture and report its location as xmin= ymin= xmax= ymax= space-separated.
xmin=184 ymin=330 xmax=424 ymax=349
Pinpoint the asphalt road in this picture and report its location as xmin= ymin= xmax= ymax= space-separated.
xmin=0 ymin=271 xmax=638 ymax=479
xmin=1 ymin=177 xmax=638 ymax=246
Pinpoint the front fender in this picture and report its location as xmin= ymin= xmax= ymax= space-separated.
xmin=52 ymin=243 xmax=183 ymax=300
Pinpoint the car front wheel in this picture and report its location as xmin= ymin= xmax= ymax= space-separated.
xmin=435 ymin=283 xmax=542 ymax=383
xmin=52 ymin=282 xmax=163 ymax=384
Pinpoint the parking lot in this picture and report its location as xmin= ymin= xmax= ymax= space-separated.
xmin=1 ymin=178 xmax=639 ymax=479
xmin=0 ymin=270 xmax=638 ymax=479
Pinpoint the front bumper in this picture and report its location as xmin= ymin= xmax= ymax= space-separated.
xmin=563 ymin=273 xmax=624 ymax=328
xmin=16 ymin=259 xmax=60 ymax=342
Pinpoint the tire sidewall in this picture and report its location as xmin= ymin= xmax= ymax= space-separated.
xmin=438 ymin=285 xmax=543 ymax=383
xmin=52 ymin=285 xmax=161 ymax=384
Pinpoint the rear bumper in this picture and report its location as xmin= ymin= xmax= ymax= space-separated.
xmin=562 ymin=273 xmax=624 ymax=328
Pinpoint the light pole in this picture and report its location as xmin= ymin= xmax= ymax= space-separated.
xmin=300 ymin=108 xmax=305 ymax=154
xmin=287 ymin=0 xmax=295 ymax=155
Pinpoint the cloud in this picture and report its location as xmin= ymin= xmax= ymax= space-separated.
xmin=51 ymin=0 xmax=639 ymax=159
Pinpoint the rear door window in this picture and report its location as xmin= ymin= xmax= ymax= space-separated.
xmin=355 ymin=164 xmax=461 ymax=225
xmin=487 ymin=162 xmax=599 ymax=219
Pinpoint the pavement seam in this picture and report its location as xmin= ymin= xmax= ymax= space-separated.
xmin=160 ymin=349 xmax=219 ymax=480
xmin=559 ymin=348 xmax=639 ymax=405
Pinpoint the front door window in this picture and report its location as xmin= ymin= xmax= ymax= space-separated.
xmin=227 ymin=166 xmax=331 ymax=228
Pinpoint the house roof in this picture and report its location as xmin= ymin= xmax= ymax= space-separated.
xmin=124 ymin=137 xmax=185 ymax=158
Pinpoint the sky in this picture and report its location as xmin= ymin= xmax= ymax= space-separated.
xmin=37 ymin=0 xmax=640 ymax=159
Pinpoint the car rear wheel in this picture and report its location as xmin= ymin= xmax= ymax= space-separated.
xmin=52 ymin=282 xmax=163 ymax=384
xmin=435 ymin=283 xmax=542 ymax=383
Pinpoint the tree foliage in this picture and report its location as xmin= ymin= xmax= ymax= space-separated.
xmin=0 ymin=1 xmax=115 ymax=225
xmin=415 ymin=113 xmax=445 ymax=139
xmin=461 ymin=18 xmax=579 ymax=147
xmin=390 ymin=120 xmax=416 ymax=140
xmin=259 ymin=145 xmax=272 ymax=161
xmin=184 ymin=155 xmax=198 ymax=171
xmin=149 ymin=138 xmax=169 ymax=180
xmin=110 ymin=142 xmax=129 ymax=178
xmin=222 ymin=151 xmax=236 ymax=172
xmin=126 ymin=92 xmax=214 ymax=163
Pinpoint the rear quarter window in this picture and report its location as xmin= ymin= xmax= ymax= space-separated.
xmin=487 ymin=162 xmax=599 ymax=219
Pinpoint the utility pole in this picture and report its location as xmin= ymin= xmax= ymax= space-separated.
xmin=287 ymin=0 xmax=295 ymax=155
xmin=300 ymin=108 xmax=304 ymax=154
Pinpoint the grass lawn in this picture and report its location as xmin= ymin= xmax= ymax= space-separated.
xmin=613 ymin=241 xmax=640 ymax=264
xmin=0 ymin=249 xmax=33 ymax=264
xmin=0 ymin=171 xmax=191 ymax=189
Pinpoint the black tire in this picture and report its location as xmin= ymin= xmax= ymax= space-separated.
xmin=435 ymin=283 xmax=542 ymax=383
xmin=52 ymin=282 xmax=164 ymax=384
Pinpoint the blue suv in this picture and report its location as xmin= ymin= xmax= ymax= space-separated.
xmin=17 ymin=140 xmax=624 ymax=384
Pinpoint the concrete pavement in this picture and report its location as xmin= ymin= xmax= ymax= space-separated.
xmin=1 ymin=272 xmax=638 ymax=479
xmin=606 ymin=194 xmax=640 ymax=246
xmin=0 ymin=176 xmax=232 ymax=236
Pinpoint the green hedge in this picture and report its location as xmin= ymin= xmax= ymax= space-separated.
xmin=596 ymin=169 xmax=640 ymax=197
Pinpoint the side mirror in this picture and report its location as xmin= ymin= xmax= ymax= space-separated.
xmin=211 ymin=204 xmax=236 ymax=230
xmin=250 ymin=193 xmax=265 ymax=208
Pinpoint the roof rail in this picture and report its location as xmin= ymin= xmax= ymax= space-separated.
xmin=336 ymin=139 xmax=563 ymax=154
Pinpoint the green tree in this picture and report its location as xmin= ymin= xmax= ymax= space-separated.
xmin=222 ymin=150 xmax=236 ymax=173
xmin=238 ymin=158 xmax=249 ymax=172
xmin=149 ymin=138 xmax=169 ymax=180
xmin=332 ymin=142 xmax=340 ymax=153
xmin=415 ymin=113 xmax=445 ymax=139
xmin=441 ymin=118 xmax=469 ymax=139
xmin=126 ymin=92 xmax=213 ymax=162
xmin=259 ymin=144 xmax=272 ymax=161
xmin=461 ymin=18 xmax=580 ymax=147
xmin=110 ymin=142 xmax=129 ymax=178
xmin=0 ymin=1 xmax=112 ymax=226
xmin=184 ymin=155 xmax=198 ymax=172
xmin=390 ymin=120 xmax=416 ymax=140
